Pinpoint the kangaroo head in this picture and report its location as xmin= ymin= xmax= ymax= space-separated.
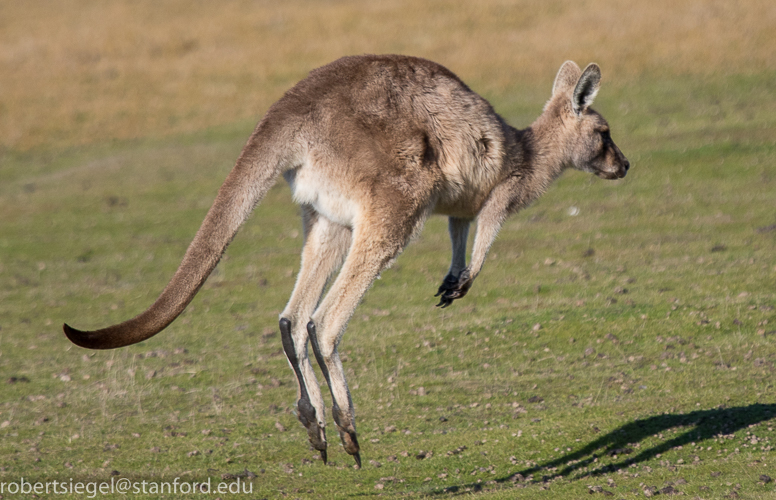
xmin=548 ymin=61 xmax=630 ymax=180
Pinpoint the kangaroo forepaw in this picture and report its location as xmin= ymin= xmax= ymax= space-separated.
xmin=434 ymin=271 xmax=472 ymax=308
xmin=435 ymin=274 xmax=459 ymax=297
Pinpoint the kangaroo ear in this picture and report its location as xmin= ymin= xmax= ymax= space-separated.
xmin=552 ymin=61 xmax=582 ymax=96
xmin=572 ymin=63 xmax=601 ymax=115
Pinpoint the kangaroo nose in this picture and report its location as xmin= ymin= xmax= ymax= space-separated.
xmin=623 ymin=159 xmax=630 ymax=171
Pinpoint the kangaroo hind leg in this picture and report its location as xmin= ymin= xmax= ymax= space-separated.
xmin=280 ymin=207 xmax=351 ymax=463
xmin=307 ymin=215 xmax=422 ymax=467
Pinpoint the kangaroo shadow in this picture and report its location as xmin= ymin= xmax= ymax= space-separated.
xmin=435 ymin=403 xmax=776 ymax=495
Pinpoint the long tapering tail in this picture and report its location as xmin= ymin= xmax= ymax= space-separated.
xmin=64 ymin=127 xmax=287 ymax=349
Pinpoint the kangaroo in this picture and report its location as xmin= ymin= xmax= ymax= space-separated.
xmin=64 ymin=55 xmax=629 ymax=467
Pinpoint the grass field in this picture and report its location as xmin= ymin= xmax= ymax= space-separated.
xmin=2 ymin=1 xmax=776 ymax=498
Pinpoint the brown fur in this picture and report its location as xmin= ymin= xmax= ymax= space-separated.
xmin=64 ymin=55 xmax=629 ymax=466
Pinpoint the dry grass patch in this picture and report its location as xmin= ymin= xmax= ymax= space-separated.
xmin=1 ymin=0 xmax=774 ymax=150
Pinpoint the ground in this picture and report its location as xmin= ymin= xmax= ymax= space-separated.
xmin=1 ymin=1 xmax=775 ymax=498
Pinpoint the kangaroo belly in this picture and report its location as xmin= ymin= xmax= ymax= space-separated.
xmin=285 ymin=167 xmax=359 ymax=228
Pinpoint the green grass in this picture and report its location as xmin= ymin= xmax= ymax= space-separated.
xmin=2 ymin=68 xmax=776 ymax=500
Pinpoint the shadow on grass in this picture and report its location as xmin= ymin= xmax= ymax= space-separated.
xmin=435 ymin=403 xmax=776 ymax=495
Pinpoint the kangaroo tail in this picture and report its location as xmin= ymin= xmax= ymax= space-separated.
xmin=64 ymin=125 xmax=289 ymax=349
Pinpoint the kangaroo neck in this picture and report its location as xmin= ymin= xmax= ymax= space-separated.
xmin=504 ymin=116 xmax=569 ymax=212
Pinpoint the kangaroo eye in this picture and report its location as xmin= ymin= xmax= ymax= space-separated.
xmin=600 ymin=130 xmax=611 ymax=142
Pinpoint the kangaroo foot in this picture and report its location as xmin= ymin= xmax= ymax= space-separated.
xmin=279 ymin=317 xmax=328 ymax=463
xmin=297 ymin=397 xmax=328 ymax=463
xmin=332 ymin=406 xmax=361 ymax=467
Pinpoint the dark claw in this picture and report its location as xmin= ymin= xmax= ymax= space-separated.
xmin=321 ymin=449 xmax=328 ymax=465
xmin=353 ymin=452 xmax=362 ymax=469
xmin=435 ymin=274 xmax=459 ymax=297
xmin=434 ymin=271 xmax=471 ymax=308
xmin=436 ymin=296 xmax=453 ymax=308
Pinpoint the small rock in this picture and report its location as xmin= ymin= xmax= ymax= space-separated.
xmin=187 ymin=450 xmax=200 ymax=457
xmin=275 ymin=422 xmax=286 ymax=432
xmin=660 ymin=485 xmax=679 ymax=495
xmin=240 ymin=469 xmax=258 ymax=479
xmin=760 ymin=474 xmax=772 ymax=484
xmin=447 ymin=445 xmax=467 ymax=456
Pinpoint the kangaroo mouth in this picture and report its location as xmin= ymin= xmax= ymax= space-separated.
xmin=597 ymin=169 xmax=627 ymax=180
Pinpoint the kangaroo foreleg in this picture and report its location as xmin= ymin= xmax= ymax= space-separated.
xmin=436 ymin=217 xmax=471 ymax=307
xmin=435 ymin=180 xmax=518 ymax=306
xmin=279 ymin=209 xmax=351 ymax=463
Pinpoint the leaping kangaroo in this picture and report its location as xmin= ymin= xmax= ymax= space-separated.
xmin=64 ymin=55 xmax=629 ymax=467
